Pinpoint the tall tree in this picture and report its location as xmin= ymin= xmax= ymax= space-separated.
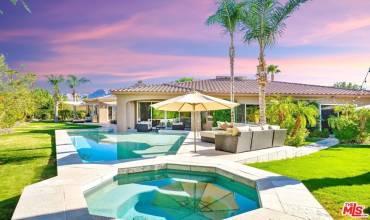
xmin=206 ymin=0 xmax=244 ymax=123
xmin=176 ymin=77 xmax=193 ymax=83
xmin=267 ymin=64 xmax=281 ymax=81
xmin=66 ymin=75 xmax=89 ymax=119
xmin=0 ymin=0 xmax=30 ymax=14
xmin=47 ymin=75 xmax=64 ymax=122
xmin=241 ymin=0 xmax=308 ymax=125
xmin=0 ymin=55 xmax=36 ymax=128
xmin=333 ymin=81 xmax=361 ymax=90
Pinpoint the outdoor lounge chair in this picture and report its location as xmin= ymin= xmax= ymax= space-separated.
xmin=200 ymin=131 xmax=215 ymax=143
xmin=200 ymin=130 xmax=223 ymax=143
xmin=250 ymin=127 xmax=274 ymax=151
xmin=136 ymin=121 xmax=152 ymax=132
xmin=215 ymin=131 xmax=253 ymax=153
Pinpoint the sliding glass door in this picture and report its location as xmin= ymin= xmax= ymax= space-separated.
xmin=137 ymin=101 xmax=182 ymax=128
xmin=235 ymin=104 xmax=259 ymax=124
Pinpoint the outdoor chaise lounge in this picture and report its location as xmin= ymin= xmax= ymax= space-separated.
xmin=199 ymin=130 xmax=227 ymax=143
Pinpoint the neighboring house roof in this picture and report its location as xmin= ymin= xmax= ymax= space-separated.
xmin=111 ymin=78 xmax=370 ymax=97
xmin=84 ymin=95 xmax=116 ymax=105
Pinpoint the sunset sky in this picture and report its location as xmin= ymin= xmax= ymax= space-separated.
xmin=0 ymin=0 xmax=369 ymax=93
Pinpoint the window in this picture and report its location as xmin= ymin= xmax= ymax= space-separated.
xmin=234 ymin=104 xmax=259 ymax=124
xmin=235 ymin=104 xmax=246 ymax=123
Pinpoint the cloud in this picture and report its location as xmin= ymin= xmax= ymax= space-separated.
xmin=19 ymin=39 xmax=370 ymax=90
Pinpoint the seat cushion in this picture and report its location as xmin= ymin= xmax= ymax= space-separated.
xmin=249 ymin=126 xmax=262 ymax=131
xmin=200 ymin=131 xmax=216 ymax=138
xmin=237 ymin=126 xmax=250 ymax=132
xmin=269 ymin=125 xmax=281 ymax=130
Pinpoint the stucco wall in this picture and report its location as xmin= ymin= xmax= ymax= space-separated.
xmin=98 ymin=105 xmax=109 ymax=123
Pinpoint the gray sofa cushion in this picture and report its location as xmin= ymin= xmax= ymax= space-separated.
xmin=273 ymin=129 xmax=287 ymax=147
xmin=251 ymin=130 xmax=274 ymax=150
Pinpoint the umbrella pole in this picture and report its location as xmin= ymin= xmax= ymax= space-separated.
xmin=193 ymin=105 xmax=197 ymax=152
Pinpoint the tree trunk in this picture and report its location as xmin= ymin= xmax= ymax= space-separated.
xmin=291 ymin=115 xmax=302 ymax=137
xmin=229 ymin=33 xmax=235 ymax=123
xmin=72 ymin=90 xmax=77 ymax=119
xmin=271 ymin=73 xmax=274 ymax=81
xmin=257 ymin=46 xmax=267 ymax=125
xmin=54 ymin=98 xmax=59 ymax=122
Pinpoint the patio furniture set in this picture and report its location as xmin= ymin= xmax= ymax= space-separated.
xmin=200 ymin=123 xmax=287 ymax=153
xmin=136 ymin=121 xmax=186 ymax=132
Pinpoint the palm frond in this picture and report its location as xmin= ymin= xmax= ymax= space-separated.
xmin=206 ymin=0 xmax=244 ymax=34
xmin=241 ymin=0 xmax=309 ymax=48
xmin=271 ymin=0 xmax=309 ymax=33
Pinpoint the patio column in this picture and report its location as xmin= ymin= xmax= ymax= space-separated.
xmin=126 ymin=101 xmax=135 ymax=129
xmin=117 ymin=97 xmax=128 ymax=132
xmin=98 ymin=104 xmax=109 ymax=123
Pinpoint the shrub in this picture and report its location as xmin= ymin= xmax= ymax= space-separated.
xmin=328 ymin=105 xmax=370 ymax=144
xmin=212 ymin=109 xmax=230 ymax=127
xmin=286 ymin=128 xmax=308 ymax=146
xmin=309 ymin=128 xmax=330 ymax=138
xmin=328 ymin=117 xmax=359 ymax=143
xmin=59 ymin=109 xmax=73 ymax=121
xmin=34 ymin=109 xmax=53 ymax=120
xmin=32 ymin=88 xmax=54 ymax=120
xmin=267 ymin=97 xmax=319 ymax=146
xmin=77 ymin=110 xmax=86 ymax=119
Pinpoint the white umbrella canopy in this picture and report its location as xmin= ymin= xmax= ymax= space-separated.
xmin=151 ymin=91 xmax=239 ymax=112
xmin=151 ymin=91 xmax=239 ymax=152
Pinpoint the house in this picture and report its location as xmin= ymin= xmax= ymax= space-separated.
xmin=111 ymin=77 xmax=370 ymax=132
xmin=84 ymin=95 xmax=116 ymax=123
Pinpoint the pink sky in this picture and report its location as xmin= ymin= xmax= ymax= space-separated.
xmin=0 ymin=0 xmax=369 ymax=92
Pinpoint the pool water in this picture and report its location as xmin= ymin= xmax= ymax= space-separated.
xmin=67 ymin=130 xmax=187 ymax=162
xmin=84 ymin=169 xmax=260 ymax=220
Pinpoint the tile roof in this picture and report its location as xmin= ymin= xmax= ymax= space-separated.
xmin=111 ymin=78 xmax=370 ymax=97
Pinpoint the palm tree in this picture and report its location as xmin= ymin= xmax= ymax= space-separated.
xmin=291 ymin=101 xmax=318 ymax=137
xmin=267 ymin=64 xmax=281 ymax=81
xmin=1 ymin=0 xmax=30 ymax=14
xmin=241 ymin=0 xmax=308 ymax=125
xmin=47 ymin=75 xmax=64 ymax=122
xmin=206 ymin=0 xmax=244 ymax=123
xmin=66 ymin=75 xmax=90 ymax=119
xmin=267 ymin=96 xmax=294 ymax=127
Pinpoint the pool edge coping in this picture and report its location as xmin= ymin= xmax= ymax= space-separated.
xmin=11 ymin=129 xmax=333 ymax=220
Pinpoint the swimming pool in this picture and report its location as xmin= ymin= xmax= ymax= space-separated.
xmin=67 ymin=130 xmax=187 ymax=162
xmin=84 ymin=169 xmax=260 ymax=219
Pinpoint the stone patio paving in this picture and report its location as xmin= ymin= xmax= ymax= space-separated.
xmin=12 ymin=130 xmax=337 ymax=220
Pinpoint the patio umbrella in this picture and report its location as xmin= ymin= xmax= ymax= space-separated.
xmin=151 ymin=91 xmax=239 ymax=152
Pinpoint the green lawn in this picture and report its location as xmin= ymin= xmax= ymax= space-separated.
xmin=250 ymin=144 xmax=370 ymax=220
xmin=0 ymin=122 xmax=99 ymax=220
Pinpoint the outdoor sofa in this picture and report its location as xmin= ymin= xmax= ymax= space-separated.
xmin=209 ymin=124 xmax=287 ymax=153
xmin=136 ymin=121 xmax=152 ymax=132
xmin=172 ymin=122 xmax=185 ymax=130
